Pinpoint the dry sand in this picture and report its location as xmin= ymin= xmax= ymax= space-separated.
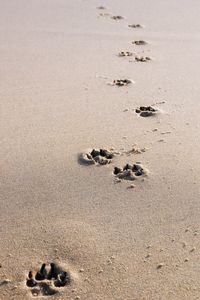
xmin=1 ymin=0 xmax=200 ymax=299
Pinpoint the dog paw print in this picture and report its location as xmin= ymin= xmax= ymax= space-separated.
xmin=128 ymin=24 xmax=143 ymax=28
xmin=111 ymin=15 xmax=124 ymax=20
xmin=118 ymin=51 xmax=133 ymax=57
xmin=79 ymin=148 xmax=116 ymax=165
xmin=26 ymin=263 xmax=71 ymax=297
xmin=113 ymin=163 xmax=148 ymax=181
xmin=132 ymin=40 xmax=148 ymax=45
xmin=135 ymin=106 xmax=158 ymax=117
xmin=135 ymin=56 xmax=152 ymax=62
xmin=112 ymin=79 xmax=133 ymax=86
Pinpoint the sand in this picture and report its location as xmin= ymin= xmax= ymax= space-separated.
xmin=0 ymin=0 xmax=200 ymax=299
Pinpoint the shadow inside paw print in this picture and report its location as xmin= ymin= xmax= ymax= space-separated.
xmin=26 ymin=263 xmax=71 ymax=297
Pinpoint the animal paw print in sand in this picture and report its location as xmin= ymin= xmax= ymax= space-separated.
xmin=135 ymin=106 xmax=158 ymax=117
xmin=113 ymin=163 xmax=147 ymax=181
xmin=118 ymin=51 xmax=133 ymax=57
xmin=128 ymin=24 xmax=143 ymax=28
xmin=112 ymin=79 xmax=132 ymax=86
xmin=111 ymin=15 xmax=124 ymax=20
xmin=79 ymin=148 xmax=115 ymax=165
xmin=132 ymin=40 xmax=148 ymax=45
xmin=135 ymin=56 xmax=151 ymax=62
xmin=26 ymin=263 xmax=70 ymax=297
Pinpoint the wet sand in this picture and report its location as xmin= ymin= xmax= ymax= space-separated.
xmin=1 ymin=0 xmax=200 ymax=299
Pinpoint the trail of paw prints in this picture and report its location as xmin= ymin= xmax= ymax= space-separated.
xmin=117 ymin=51 xmax=152 ymax=62
xmin=79 ymin=146 xmax=148 ymax=188
xmin=131 ymin=39 xmax=152 ymax=63
xmin=26 ymin=263 xmax=70 ymax=297
xmin=112 ymin=20 xmax=151 ymax=64
xmin=96 ymin=6 xmax=124 ymax=20
xmin=96 ymin=7 xmax=148 ymax=47
xmin=96 ymin=5 xmax=151 ymax=79
xmin=130 ymin=39 xmax=152 ymax=63
xmin=97 ymin=5 xmax=144 ymax=25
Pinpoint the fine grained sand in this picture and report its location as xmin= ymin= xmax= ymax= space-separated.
xmin=1 ymin=0 xmax=200 ymax=299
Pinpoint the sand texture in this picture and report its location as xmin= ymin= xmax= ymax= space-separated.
xmin=1 ymin=0 xmax=200 ymax=299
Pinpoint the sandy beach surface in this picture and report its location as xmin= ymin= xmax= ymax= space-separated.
xmin=1 ymin=0 xmax=200 ymax=299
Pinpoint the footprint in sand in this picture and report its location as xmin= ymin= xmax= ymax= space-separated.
xmin=135 ymin=56 xmax=152 ymax=62
xmin=113 ymin=163 xmax=148 ymax=181
xmin=111 ymin=79 xmax=133 ymax=86
xmin=128 ymin=24 xmax=143 ymax=28
xmin=118 ymin=51 xmax=133 ymax=57
xmin=132 ymin=40 xmax=148 ymax=45
xmin=135 ymin=106 xmax=159 ymax=117
xmin=26 ymin=263 xmax=71 ymax=297
xmin=111 ymin=15 xmax=124 ymax=20
xmin=78 ymin=148 xmax=116 ymax=166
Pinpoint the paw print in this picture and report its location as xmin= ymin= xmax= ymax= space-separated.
xmin=26 ymin=263 xmax=70 ymax=297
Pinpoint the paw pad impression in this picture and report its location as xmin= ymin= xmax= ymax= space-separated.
xmin=113 ymin=163 xmax=147 ymax=181
xmin=79 ymin=148 xmax=115 ymax=165
xmin=135 ymin=106 xmax=158 ymax=117
xmin=26 ymin=263 xmax=71 ymax=297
